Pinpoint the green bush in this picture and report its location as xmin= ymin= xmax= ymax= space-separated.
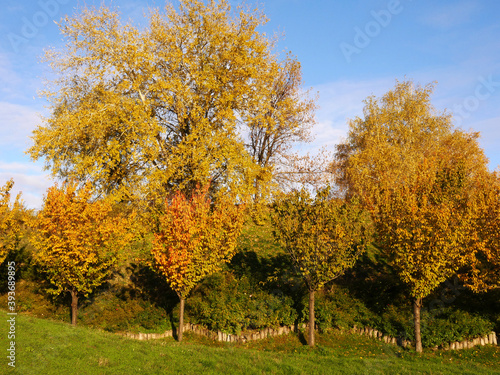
xmin=421 ymin=307 xmax=494 ymax=348
xmin=300 ymin=285 xmax=382 ymax=332
xmin=187 ymin=272 xmax=297 ymax=334
xmin=378 ymin=304 xmax=413 ymax=338
xmin=80 ymin=291 xmax=172 ymax=333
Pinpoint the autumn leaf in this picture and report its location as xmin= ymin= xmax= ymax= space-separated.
xmin=31 ymin=181 xmax=136 ymax=325
xmin=151 ymin=182 xmax=245 ymax=341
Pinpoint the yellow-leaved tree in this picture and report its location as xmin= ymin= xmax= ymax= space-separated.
xmin=461 ymin=170 xmax=500 ymax=292
xmin=28 ymin=0 xmax=316 ymax=210
xmin=271 ymin=187 xmax=372 ymax=347
xmin=31 ymin=181 xmax=135 ymax=325
xmin=334 ymin=80 xmax=491 ymax=352
xmin=151 ymin=183 xmax=245 ymax=341
xmin=0 ymin=179 xmax=27 ymax=265
xmin=245 ymin=56 xmax=317 ymax=205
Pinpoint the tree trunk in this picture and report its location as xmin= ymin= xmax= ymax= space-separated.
xmin=254 ymin=178 xmax=261 ymax=205
xmin=309 ymin=289 xmax=315 ymax=347
xmin=70 ymin=290 xmax=78 ymax=326
xmin=178 ymin=297 xmax=185 ymax=342
xmin=413 ymin=297 xmax=423 ymax=353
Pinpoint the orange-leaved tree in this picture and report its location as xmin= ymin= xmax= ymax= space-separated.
xmin=31 ymin=181 xmax=135 ymax=325
xmin=271 ymin=187 xmax=373 ymax=347
xmin=0 ymin=179 xmax=27 ymax=265
xmin=151 ymin=183 xmax=245 ymax=341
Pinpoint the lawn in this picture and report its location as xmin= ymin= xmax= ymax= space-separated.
xmin=1 ymin=312 xmax=499 ymax=374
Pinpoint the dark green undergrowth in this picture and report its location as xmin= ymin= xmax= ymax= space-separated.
xmin=1 ymin=313 xmax=499 ymax=375
xmin=187 ymin=272 xmax=297 ymax=334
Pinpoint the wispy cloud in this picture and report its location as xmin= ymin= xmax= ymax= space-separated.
xmin=421 ymin=1 xmax=480 ymax=29
xmin=0 ymin=53 xmax=22 ymax=99
xmin=307 ymin=77 xmax=397 ymax=150
xmin=0 ymin=102 xmax=40 ymax=149
xmin=0 ymin=162 xmax=53 ymax=209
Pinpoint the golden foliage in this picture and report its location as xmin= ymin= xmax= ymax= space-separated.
xmin=462 ymin=171 xmax=500 ymax=291
xmin=271 ymin=187 xmax=373 ymax=292
xmin=245 ymin=55 xmax=317 ymax=202
xmin=28 ymin=0 xmax=315 ymax=207
xmin=335 ymin=80 xmax=492 ymax=299
xmin=376 ymin=156 xmax=477 ymax=299
xmin=31 ymin=181 xmax=135 ymax=297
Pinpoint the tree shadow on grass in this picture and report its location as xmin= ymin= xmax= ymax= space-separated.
xmin=296 ymin=329 xmax=308 ymax=346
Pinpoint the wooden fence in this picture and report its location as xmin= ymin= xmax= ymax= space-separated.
xmin=119 ymin=322 xmax=498 ymax=351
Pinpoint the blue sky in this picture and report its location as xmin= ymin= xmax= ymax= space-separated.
xmin=1 ymin=0 xmax=499 ymax=208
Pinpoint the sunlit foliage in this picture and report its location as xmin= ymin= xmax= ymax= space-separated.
xmin=151 ymin=183 xmax=245 ymax=340
xmin=31 ymin=181 xmax=135 ymax=325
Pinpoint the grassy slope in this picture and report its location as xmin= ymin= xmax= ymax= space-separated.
xmin=1 ymin=313 xmax=499 ymax=375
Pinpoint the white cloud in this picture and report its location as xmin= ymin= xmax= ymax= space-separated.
xmin=306 ymin=77 xmax=398 ymax=151
xmin=0 ymin=161 xmax=42 ymax=173
xmin=0 ymin=101 xmax=40 ymax=149
xmin=0 ymin=164 xmax=53 ymax=210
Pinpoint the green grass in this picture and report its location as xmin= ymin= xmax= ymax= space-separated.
xmin=1 ymin=312 xmax=499 ymax=374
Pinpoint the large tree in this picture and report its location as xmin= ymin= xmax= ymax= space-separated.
xmin=271 ymin=187 xmax=372 ymax=347
xmin=244 ymin=56 xmax=317 ymax=204
xmin=334 ymin=80 xmax=491 ymax=352
xmin=151 ymin=183 xmax=245 ymax=341
xmin=31 ymin=181 xmax=135 ymax=325
xmin=28 ymin=0 xmax=315 ymax=208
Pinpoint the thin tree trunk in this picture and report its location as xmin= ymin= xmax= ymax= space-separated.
xmin=178 ymin=297 xmax=185 ymax=342
xmin=413 ymin=297 xmax=423 ymax=353
xmin=254 ymin=178 xmax=260 ymax=205
xmin=70 ymin=290 xmax=78 ymax=326
xmin=309 ymin=289 xmax=315 ymax=347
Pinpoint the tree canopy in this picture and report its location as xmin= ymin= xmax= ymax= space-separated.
xmin=271 ymin=187 xmax=372 ymax=346
xmin=151 ymin=183 xmax=245 ymax=340
xmin=334 ymin=80 xmax=492 ymax=352
xmin=28 ymin=0 xmax=316 ymax=208
xmin=31 ymin=181 xmax=135 ymax=325
xmin=0 ymin=179 xmax=27 ymax=265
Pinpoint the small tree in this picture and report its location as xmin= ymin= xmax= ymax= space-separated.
xmin=335 ymin=80 xmax=492 ymax=352
xmin=0 ymin=179 xmax=26 ymax=265
xmin=375 ymin=155 xmax=479 ymax=352
xmin=151 ymin=183 xmax=245 ymax=341
xmin=271 ymin=187 xmax=372 ymax=346
xmin=32 ymin=181 xmax=134 ymax=325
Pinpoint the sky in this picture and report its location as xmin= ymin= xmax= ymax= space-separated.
xmin=1 ymin=0 xmax=499 ymax=209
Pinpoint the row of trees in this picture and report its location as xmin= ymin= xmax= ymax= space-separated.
xmin=0 ymin=177 xmax=372 ymax=348
xmin=1 ymin=0 xmax=499 ymax=353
